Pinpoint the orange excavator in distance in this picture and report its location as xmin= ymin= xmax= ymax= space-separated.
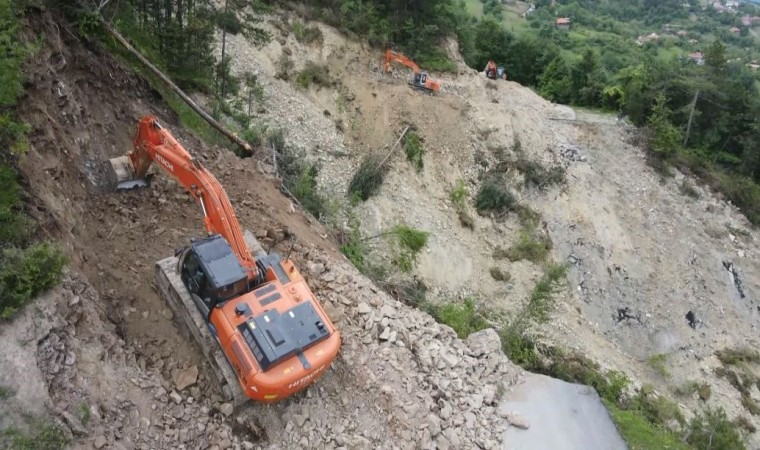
xmin=107 ymin=116 xmax=341 ymax=404
xmin=484 ymin=60 xmax=507 ymax=80
xmin=383 ymin=48 xmax=441 ymax=94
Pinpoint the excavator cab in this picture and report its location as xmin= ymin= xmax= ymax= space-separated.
xmin=178 ymin=234 xmax=248 ymax=316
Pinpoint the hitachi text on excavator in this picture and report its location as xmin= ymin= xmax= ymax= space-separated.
xmin=383 ymin=49 xmax=442 ymax=94
xmin=107 ymin=116 xmax=341 ymax=406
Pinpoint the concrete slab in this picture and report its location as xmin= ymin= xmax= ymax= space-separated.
xmin=500 ymin=374 xmax=627 ymax=450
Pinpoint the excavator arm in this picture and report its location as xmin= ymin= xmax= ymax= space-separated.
xmin=384 ymin=48 xmax=421 ymax=74
xmin=111 ymin=116 xmax=257 ymax=277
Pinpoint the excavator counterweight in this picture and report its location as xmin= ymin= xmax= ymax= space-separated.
xmin=107 ymin=116 xmax=341 ymax=407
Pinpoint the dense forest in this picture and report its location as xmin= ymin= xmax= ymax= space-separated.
xmin=81 ymin=0 xmax=760 ymax=226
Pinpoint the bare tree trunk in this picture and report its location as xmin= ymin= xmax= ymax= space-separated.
xmin=99 ymin=18 xmax=253 ymax=154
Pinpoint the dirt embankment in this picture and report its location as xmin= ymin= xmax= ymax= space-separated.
xmin=3 ymin=8 xmax=525 ymax=450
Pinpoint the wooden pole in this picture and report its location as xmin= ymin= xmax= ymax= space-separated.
xmin=683 ymin=90 xmax=699 ymax=147
xmin=99 ymin=18 xmax=253 ymax=154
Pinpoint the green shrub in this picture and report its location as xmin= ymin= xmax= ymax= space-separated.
xmin=513 ymin=158 xmax=566 ymax=188
xmin=0 ymin=0 xmax=27 ymax=107
xmin=475 ymin=178 xmax=515 ymax=213
xmin=340 ymin=229 xmax=366 ymax=270
xmin=450 ymin=179 xmax=474 ymax=228
xmin=293 ymin=21 xmax=323 ymax=44
xmin=0 ymin=113 xmax=29 ymax=155
xmin=0 ymin=165 xmax=31 ymax=245
xmin=416 ymin=51 xmax=457 ymax=73
xmin=0 ymin=243 xmax=66 ymax=319
xmin=348 ymin=155 xmax=386 ymax=201
xmin=215 ymin=9 xmax=242 ymax=34
xmin=431 ymin=298 xmax=489 ymax=338
xmin=390 ymin=225 xmax=429 ymax=273
xmin=685 ymin=408 xmax=746 ymax=450
xmin=403 ymin=131 xmax=425 ymax=172
xmin=625 ymin=385 xmax=685 ymax=427
xmin=295 ymin=62 xmax=330 ymax=89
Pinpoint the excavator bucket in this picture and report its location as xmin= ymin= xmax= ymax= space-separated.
xmin=107 ymin=155 xmax=151 ymax=191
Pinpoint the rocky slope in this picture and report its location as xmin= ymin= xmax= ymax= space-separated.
xmin=215 ymin=4 xmax=760 ymax=446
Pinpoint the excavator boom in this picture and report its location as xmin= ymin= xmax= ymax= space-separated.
xmin=107 ymin=116 xmax=341 ymax=405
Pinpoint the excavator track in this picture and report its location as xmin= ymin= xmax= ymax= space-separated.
xmin=154 ymin=230 xmax=267 ymax=408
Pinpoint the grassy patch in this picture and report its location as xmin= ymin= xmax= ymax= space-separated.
xmin=605 ymin=401 xmax=691 ymax=450
xmin=347 ymin=154 xmax=386 ymax=201
xmin=0 ymin=421 xmax=70 ymax=450
xmin=429 ymin=298 xmax=489 ymax=339
xmin=403 ymin=131 xmax=425 ymax=172
xmin=647 ymin=353 xmax=671 ymax=379
xmin=503 ymin=230 xmax=552 ymax=263
xmin=716 ymin=348 xmax=760 ymax=367
xmin=292 ymin=21 xmax=323 ymax=44
xmin=77 ymin=403 xmax=91 ymax=426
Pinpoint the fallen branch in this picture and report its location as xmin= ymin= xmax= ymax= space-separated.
xmin=375 ymin=126 xmax=410 ymax=171
xmin=98 ymin=18 xmax=252 ymax=155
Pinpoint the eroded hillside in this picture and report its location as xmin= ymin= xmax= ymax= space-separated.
xmin=215 ymin=5 xmax=760 ymax=447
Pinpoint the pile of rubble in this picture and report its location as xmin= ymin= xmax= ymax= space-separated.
xmin=246 ymin=255 xmax=523 ymax=450
xmin=558 ymin=143 xmax=587 ymax=162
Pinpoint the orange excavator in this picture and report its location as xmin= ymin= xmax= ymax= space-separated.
xmin=485 ymin=60 xmax=507 ymax=80
xmin=108 ymin=116 xmax=341 ymax=404
xmin=383 ymin=48 xmax=441 ymax=94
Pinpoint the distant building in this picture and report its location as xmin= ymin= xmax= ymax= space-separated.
xmin=742 ymin=15 xmax=752 ymax=26
xmin=689 ymin=38 xmax=699 ymax=44
xmin=636 ymin=33 xmax=660 ymax=45
xmin=677 ymin=30 xmax=688 ymax=37
xmin=713 ymin=1 xmax=728 ymax=13
xmin=730 ymin=26 xmax=741 ymax=34
xmin=555 ymin=17 xmax=571 ymax=30
xmin=726 ymin=0 xmax=739 ymax=9
xmin=748 ymin=63 xmax=760 ymax=71
xmin=688 ymin=51 xmax=705 ymax=65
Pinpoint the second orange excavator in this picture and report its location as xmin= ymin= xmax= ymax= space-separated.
xmin=383 ymin=49 xmax=441 ymax=94
xmin=107 ymin=116 xmax=341 ymax=406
